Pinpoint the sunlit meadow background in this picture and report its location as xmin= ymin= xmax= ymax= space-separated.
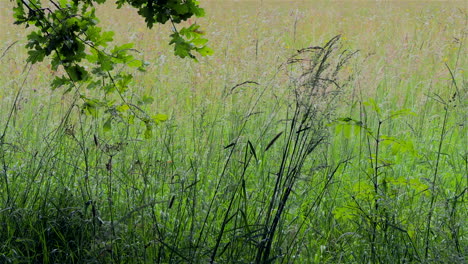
xmin=0 ymin=0 xmax=466 ymax=263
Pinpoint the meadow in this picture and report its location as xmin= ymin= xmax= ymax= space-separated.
xmin=0 ymin=0 xmax=466 ymax=263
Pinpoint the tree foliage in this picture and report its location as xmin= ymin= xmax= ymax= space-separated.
xmin=11 ymin=0 xmax=212 ymax=137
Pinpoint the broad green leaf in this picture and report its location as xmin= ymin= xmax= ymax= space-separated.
xmin=51 ymin=76 xmax=69 ymax=90
xmin=196 ymin=46 xmax=214 ymax=56
xmin=98 ymin=31 xmax=115 ymax=47
xmin=171 ymin=3 xmax=188 ymax=14
xmin=12 ymin=5 xmax=26 ymax=21
xmin=98 ymin=52 xmax=113 ymax=71
xmin=112 ymin=43 xmax=134 ymax=53
xmin=127 ymin=59 xmax=143 ymax=68
xmin=153 ymin=114 xmax=168 ymax=124
xmin=27 ymin=49 xmax=46 ymax=64
xmin=66 ymin=65 xmax=87 ymax=82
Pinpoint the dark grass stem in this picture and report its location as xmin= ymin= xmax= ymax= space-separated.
xmin=423 ymin=97 xmax=451 ymax=260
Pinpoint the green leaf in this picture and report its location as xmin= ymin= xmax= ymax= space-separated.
xmin=51 ymin=76 xmax=70 ymax=90
xmin=170 ymin=32 xmax=193 ymax=59
xmin=388 ymin=108 xmax=416 ymax=119
xmin=192 ymin=6 xmax=205 ymax=17
xmin=27 ymin=49 xmax=46 ymax=64
xmin=98 ymin=52 xmax=113 ymax=71
xmin=12 ymin=5 xmax=26 ymax=21
xmin=364 ymin=98 xmax=381 ymax=116
xmin=128 ymin=114 xmax=135 ymax=124
xmin=171 ymin=4 xmax=189 ymax=14
xmin=144 ymin=122 xmax=153 ymax=139
xmin=335 ymin=123 xmax=352 ymax=139
xmin=333 ymin=207 xmax=354 ymax=220
xmin=112 ymin=43 xmax=134 ymax=53
xmin=98 ymin=31 xmax=115 ymax=47
xmin=116 ymin=104 xmax=130 ymax=112
xmin=66 ymin=65 xmax=87 ymax=82
xmin=103 ymin=117 xmax=112 ymax=132
xmin=12 ymin=0 xmax=210 ymax=140
xmin=196 ymin=46 xmax=213 ymax=56
xmin=86 ymin=80 xmax=101 ymax=90
xmin=153 ymin=114 xmax=168 ymax=124
xmin=116 ymin=73 xmax=133 ymax=93
xmin=82 ymin=101 xmax=97 ymax=116
xmin=127 ymin=59 xmax=143 ymax=68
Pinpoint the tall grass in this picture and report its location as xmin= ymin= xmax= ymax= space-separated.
xmin=0 ymin=1 xmax=466 ymax=263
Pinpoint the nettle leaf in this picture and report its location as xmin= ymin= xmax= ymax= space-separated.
xmin=334 ymin=117 xmax=366 ymax=138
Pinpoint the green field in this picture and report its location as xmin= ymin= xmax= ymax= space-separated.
xmin=0 ymin=1 xmax=466 ymax=263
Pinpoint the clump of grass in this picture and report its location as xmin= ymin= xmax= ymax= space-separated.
xmin=253 ymin=35 xmax=355 ymax=263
